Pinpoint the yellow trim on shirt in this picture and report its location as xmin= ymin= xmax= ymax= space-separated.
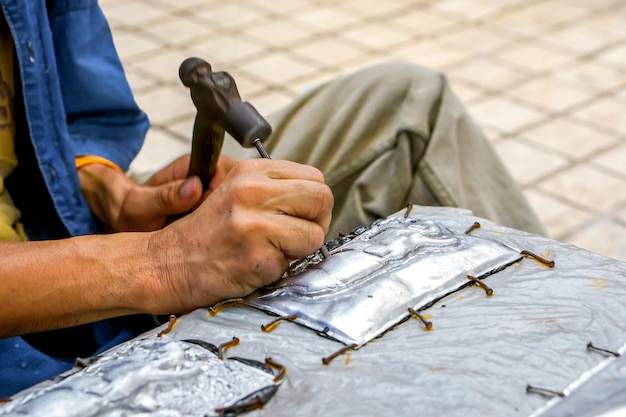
xmin=75 ymin=156 xmax=123 ymax=173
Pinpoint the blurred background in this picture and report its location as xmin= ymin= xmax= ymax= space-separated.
xmin=100 ymin=0 xmax=626 ymax=262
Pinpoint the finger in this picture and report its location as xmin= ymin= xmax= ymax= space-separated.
xmin=130 ymin=176 xmax=203 ymax=219
xmin=222 ymin=171 xmax=333 ymax=234
xmin=218 ymin=209 xmax=324 ymax=267
xmin=221 ymin=160 xmax=330 ymax=223
xmin=144 ymin=154 xmax=191 ymax=187
xmin=267 ymin=215 xmax=328 ymax=260
xmin=260 ymin=179 xmax=334 ymax=233
xmin=158 ymin=176 xmax=203 ymax=214
xmin=237 ymin=159 xmax=326 ymax=183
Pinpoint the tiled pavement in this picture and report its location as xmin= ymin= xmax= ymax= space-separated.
xmin=100 ymin=0 xmax=626 ymax=262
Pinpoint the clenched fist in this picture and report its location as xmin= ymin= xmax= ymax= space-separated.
xmin=143 ymin=158 xmax=334 ymax=314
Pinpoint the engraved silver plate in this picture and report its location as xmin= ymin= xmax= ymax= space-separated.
xmin=245 ymin=209 xmax=522 ymax=346
xmin=0 ymin=338 xmax=279 ymax=417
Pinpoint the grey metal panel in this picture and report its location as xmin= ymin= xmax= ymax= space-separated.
xmin=3 ymin=206 xmax=626 ymax=417
xmin=530 ymin=345 xmax=626 ymax=417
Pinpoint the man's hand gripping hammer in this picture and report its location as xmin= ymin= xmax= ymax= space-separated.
xmin=179 ymin=57 xmax=272 ymax=190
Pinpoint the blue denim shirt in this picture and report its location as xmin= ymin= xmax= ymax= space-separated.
xmin=0 ymin=0 xmax=151 ymax=397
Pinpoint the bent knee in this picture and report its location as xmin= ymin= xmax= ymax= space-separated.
xmin=352 ymin=61 xmax=443 ymax=88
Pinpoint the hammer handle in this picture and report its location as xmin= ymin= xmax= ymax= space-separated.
xmin=187 ymin=115 xmax=224 ymax=190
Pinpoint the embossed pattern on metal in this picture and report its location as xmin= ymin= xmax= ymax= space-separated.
xmin=245 ymin=209 xmax=523 ymax=346
xmin=0 ymin=338 xmax=279 ymax=417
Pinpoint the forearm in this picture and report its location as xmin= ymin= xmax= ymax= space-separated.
xmin=0 ymin=232 xmax=156 ymax=338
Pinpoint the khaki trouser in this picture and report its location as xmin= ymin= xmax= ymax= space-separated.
xmin=241 ymin=62 xmax=544 ymax=238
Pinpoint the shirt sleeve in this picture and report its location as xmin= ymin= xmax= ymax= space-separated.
xmin=47 ymin=1 xmax=150 ymax=172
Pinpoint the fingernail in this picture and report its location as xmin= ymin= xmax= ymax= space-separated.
xmin=180 ymin=178 xmax=197 ymax=199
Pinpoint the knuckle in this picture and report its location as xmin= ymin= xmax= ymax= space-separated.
xmin=228 ymin=180 xmax=267 ymax=209
xmin=231 ymin=176 xmax=258 ymax=193
xmin=310 ymin=183 xmax=333 ymax=217
xmin=245 ymin=248 xmax=287 ymax=285
xmin=289 ymin=221 xmax=325 ymax=255
xmin=152 ymin=186 xmax=171 ymax=210
xmin=222 ymin=209 xmax=274 ymax=246
xmin=224 ymin=212 xmax=260 ymax=237
xmin=307 ymin=224 xmax=326 ymax=249
xmin=233 ymin=158 xmax=261 ymax=174
xmin=319 ymin=184 xmax=334 ymax=210
xmin=225 ymin=161 xmax=247 ymax=180
xmin=309 ymin=166 xmax=325 ymax=184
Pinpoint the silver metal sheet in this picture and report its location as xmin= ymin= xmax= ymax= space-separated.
xmin=245 ymin=213 xmax=522 ymax=346
xmin=0 ymin=337 xmax=280 ymax=417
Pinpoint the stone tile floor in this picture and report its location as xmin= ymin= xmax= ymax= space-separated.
xmin=100 ymin=0 xmax=626 ymax=262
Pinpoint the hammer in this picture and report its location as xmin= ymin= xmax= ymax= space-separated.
xmin=179 ymin=57 xmax=272 ymax=190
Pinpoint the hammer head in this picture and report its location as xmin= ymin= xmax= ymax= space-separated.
xmin=180 ymin=57 xmax=272 ymax=148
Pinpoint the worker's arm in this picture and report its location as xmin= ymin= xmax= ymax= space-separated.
xmin=0 ymin=231 xmax=154 ymax=337
xmin=0 ymin=159 xmax=332 ymax=338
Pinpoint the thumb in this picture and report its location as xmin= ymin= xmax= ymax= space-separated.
xmin=150 ymin=176 xmax=203 ymax=216
xmin=116 ymin=176 xmax=203 ymax=232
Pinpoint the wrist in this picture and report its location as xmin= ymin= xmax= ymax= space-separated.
xmin=142 ymin=225 xmax=192 ymax=314
xmin=78 ymin=163 xmax=132 ymax=228
xmin=78 ymin=231 xmax=168 ymax=317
